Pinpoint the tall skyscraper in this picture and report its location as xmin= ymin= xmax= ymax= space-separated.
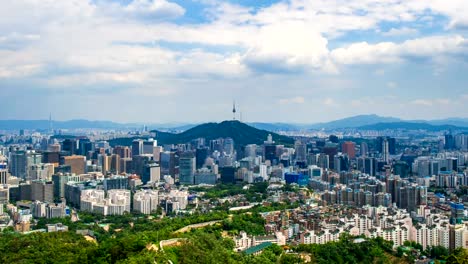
xmin=9 ymin=150 xmax=28 ymax=179
xmin=62 ymin=139 xmax=77 ymax=156
xmin=341 ymin=141 xmax=356 ymax=159
xmin=360 ymin=142 xmax=368 ymax=157
xmin=196 ymin=147 xmax=209 ymax=169
xmin=62 ymin=155 xmax=86 ymax=175
xmin=382 ymin=139 xmax=389 ymax=164
xmin=132 ymin=140 xmax=143 ymax=157
xmin=179 ymin=155 xmax=196 ymax=185
xmin=294 ymin=141 xmax=307 ymax=162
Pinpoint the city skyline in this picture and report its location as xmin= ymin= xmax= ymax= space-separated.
xmin=1 ymin=0 xmax=468 ymax=123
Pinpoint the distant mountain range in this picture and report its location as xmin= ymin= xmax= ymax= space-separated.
xmin=357 ymin=122 xmax=468 ymax=131
xmin=1 ymin=114 xmax=468 ymax=132
xmin=109 ymin=120 xmax=294 ymax=147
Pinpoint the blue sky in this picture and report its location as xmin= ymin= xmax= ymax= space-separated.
xmin=1 ymin=0 xmax=468 ymax=123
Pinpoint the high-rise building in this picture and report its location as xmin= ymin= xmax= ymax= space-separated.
xmin=223 ymin=138 xmax=235 ymax=156
xmin=62 ymin=139 xmax=77 ymax=156
xmin=62 ymin=155 xmax=86 ymax=175
xmin=295 ymin=141 xmax=307 ymax=162
xmin=132 ymin=140 xmax=143 ymax=157
xmin=179 ymin=155 xmax=196 ymax=185
xmin=196 ymin=147 xmax=209 ymax=169
xmin=133 ymin=190 xmax=159 ymax=214
xmin=9 ymin=150 xmax=28 ymax=179
xmin=445 ymin=133 xmax=455 ymax=150
xmin=113 ymin=146 xmax=131 ymax=159
xmin=31 ymin=180 xmax=54 ymax=203
xmin=360 ymin=142 xmax=368 ymax=157
xmin=142 ymin=139 xmax=157 ymax=155
xmin=341 ymin=141 xmax=356 ymax=159
xmin=382 ymin=139 xmax=389 ymax=164
xmin=103 ymin=175 xmax=129 ymax=191
xmin=160 ymin=151 xmax=177 ymax=177
xmin=0 ymin=169 xmax=10 ymax=184
xmin=142 ymin=163 xmax=160 ymax=184
xmin=28 ymin=163 xmax=54 ymax=181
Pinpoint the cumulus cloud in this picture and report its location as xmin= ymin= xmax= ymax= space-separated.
xmin=0 ymin=0 xmax=468 ymax=121
xmin=331 ymin=35 xmax=468 ymax=65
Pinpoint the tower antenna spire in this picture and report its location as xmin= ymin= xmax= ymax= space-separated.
xmin=232 ymin=100 xmax=236 ymax=120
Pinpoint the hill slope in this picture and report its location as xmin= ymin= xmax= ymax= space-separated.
xmin=110 ymin=121 xmax=294 ymax=147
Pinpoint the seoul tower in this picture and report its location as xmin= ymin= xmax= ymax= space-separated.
xmin=232 ymin=101 xmax=236 ymax=120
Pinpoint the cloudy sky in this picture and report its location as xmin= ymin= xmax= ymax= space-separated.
xmin=1 ymin=0 xmax=468 ymax=123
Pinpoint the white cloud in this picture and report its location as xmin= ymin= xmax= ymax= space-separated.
xmin=386 ymin=82 xmax=397 ymax=88
xmin=279 ymin=96 xmax=305 ymax=105
xmin=410 ymin=99 xmax=433 ymax=106
xmin=104 ymin=0 xmax=185 ymax=21
xmin=382 ymin=27 xmax=418 ymax=37
xmin=323 ymin=98 xmax=337 ymax=106
xmin=331 ymin=35 xmax=468 ymax=65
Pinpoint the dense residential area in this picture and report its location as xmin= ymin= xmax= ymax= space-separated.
xmin=0 ymin=120 xmax=467 ymax=263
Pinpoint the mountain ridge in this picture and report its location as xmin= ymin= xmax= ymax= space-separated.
xmin=1 ymin=115 xmax=468 ymax=131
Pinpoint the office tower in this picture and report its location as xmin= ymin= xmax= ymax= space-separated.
xmin=120 ymin=158 xmax=132 ymax=174
xmin=63 ymin=155 xmax=86 ymax=175
xmin=132 ymin=154 xmax=152 ymax=178
xmin=52 ymin=173 xmax=73 ymax=201
xmin=142 ymin=163 xmax=160 ymax=184
xmin=133 ymin=190 xmax=159 ymax=214
xmin=77 ymin=138 xmax=93 ymax=156
xmin=62 ymin=139 xmax=77 ymax=155
xmin=244 ymin=144 xmax=257 ymax=159
xmin=114 ymin=146 xmax=131 ymax=159
xmin=110 ymin=154 xmax=120 ymax=174
xmin=294 ymin=141 xmax=307 ymax=162
xmin=382 ymin=139 xmax=389 ymax=164
xmin=0 ymin=169 xmax=10 ymax=184
xmin=179 ymin=155 xmax=196 ymax=185
xmin=103 ymin=175 xmax=129 ymax=191
xmin=445 ymin=133 xmax=455 ymax=150
xmin=132 ymin=140 xmax=143 ymax=157
xmin=194 ymin=169 xmax=217 ymax=185
xmin=360 ymin=142 xmax=368 ymax=157
xmin=28 ymin=163 xmax=54 ymax=181
xmin=220 ymin=167 xmax=236 ymax=184
xmin=153 ymin=146 xmax=162 ymax=162
xmin=341 ymin=141 xmax=356 ymax=159
xmin=142 ymin=139 xmax=157 ymax=154
xmin=195 ymin=147 xmax=208 ymax=169
xmin=223 ymin=138 xmax=235 ymax=156
xmin=28 ymin=152 xmax=42 ymax=166
xmin=31 ymin=180 xmax=54 ymax=203
xmin=160 ymin=151 xmax=177 ymax=177
xmin=317 ymin=154 xmax=329 ymax=169
xmin=42 ymin=151 xmax=60 ymax=167
xmin=9 ymin=150 xmax=28 ymax=179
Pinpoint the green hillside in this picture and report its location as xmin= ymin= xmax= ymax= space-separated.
xmin=109 ymin=120 xmax=294 ymax=147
